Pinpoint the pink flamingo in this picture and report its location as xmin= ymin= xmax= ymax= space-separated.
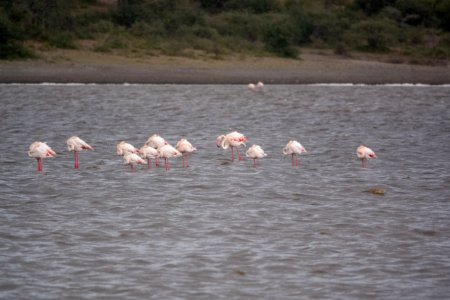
xmin=145 ymin=134 xmax=168 ymax=166
xmin=248 ymin=81 xmax=264 ymax=92
xmin=116 ymin=141 xmax=139 ymax=156
xmin=123 ymin=152 xmax=145 ymax=172
xmin=246 ymin=144 xmax=267 ymax=167
xmin=139 ymin=145 xmax=159 ymax=169
xmin=283 ymin=140 xmax=307 ymax=167
xmin=175 ymin=138 xmax=196 ymax=167
xmin=216 ymin=131 xmax=247 ymax=162
xmin=28 ymin=141 xmax=56 ymax=172
xmin=158 ymin=144 xmax=181 ymax=171
xmin=356 ymin=145 xmax=377 ymax=168
xmin=67 ymin=136 xmax=93 ymax=169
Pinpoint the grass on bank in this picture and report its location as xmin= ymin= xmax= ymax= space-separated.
xmin=1 ymin=0 xmax=450 ymax=65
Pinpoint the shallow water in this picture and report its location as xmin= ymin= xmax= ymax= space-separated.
xmin=0 ymin=84 xmax=449 ymax=299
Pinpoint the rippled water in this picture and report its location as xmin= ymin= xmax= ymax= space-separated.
xmin=0 ymin=84 xmax=449 ymax=299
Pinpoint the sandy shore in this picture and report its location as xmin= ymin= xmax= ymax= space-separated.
xmin=1 ymin=50 xmax=449 ymax=84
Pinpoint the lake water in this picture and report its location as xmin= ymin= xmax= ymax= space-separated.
xmin=0 ymin=84 xmax=449 ymax=299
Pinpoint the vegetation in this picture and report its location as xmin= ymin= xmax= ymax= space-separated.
xmin=1 ymin=0 xmax=449 ymax=62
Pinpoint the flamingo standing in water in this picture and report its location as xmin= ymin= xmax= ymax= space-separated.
xmin=67 ymin=136 xmax=93 ymax=169
xmin=246 ymin=144 xmax=267 ymax=167
xmin=175 ymin=138 xmax=196 ymax=167
xmin=248 ymin=81 xmax=264 ymax=92
xmin=283 ymin=140 xmax=307 ymax=167
xmin=216 ymin=131 xmax=247 ymax=162
xmin=28 ymin=141 xmax=56 ymax=172
xmin=145 ymin=134 xmax=168 ymax=166
xmin=116 ymin=141 xmax=139 ymax=156
xmin=158 ymin=144 xmax=181 ymax=171
xmin=356 ymin=145 xmax=377 ymax=168
xmin=139 ymin=145 xmax=159 ymax=169
xmin=123 ymin=152 xmax=145 ymax=172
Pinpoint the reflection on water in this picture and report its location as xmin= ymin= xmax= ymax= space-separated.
xmin=0 ymin=84 xmax=449 ymax=299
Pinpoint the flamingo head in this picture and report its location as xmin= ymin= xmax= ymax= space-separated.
xmin=216 ymin=135 xmax=224 ymax=148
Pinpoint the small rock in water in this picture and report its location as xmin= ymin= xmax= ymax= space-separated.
xmin=87 ymin=165 xmax=101 ymax=170
xmin=234 ymin=270 xmax=246 ymax=276
xmin=367 ymin=188 xmax=386 ymax=195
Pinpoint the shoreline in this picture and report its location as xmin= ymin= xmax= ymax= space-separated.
xmin=1 ymin=51 xmax=449 ymax=84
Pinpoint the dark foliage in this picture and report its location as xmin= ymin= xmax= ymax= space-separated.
xmin=0 ymin=0 xmax=449 ymax=60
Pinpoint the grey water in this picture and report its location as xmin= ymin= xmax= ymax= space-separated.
xmin=0 ymin=84 xmax=449 ymax=299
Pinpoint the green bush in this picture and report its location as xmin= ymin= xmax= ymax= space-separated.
xmin=263 ymin=20 xmax=299 ymax=58
xmin=48 ymin=31 xmax=78 ymax=49
xmin=345 ymin=18 xmax=399 ymax=51
xmin=0 ymin=9 xmax=34 ymax=59
xmin=224 ymin=0 xmax=281 ymax=13
xmin=0 ymin=0 xmax=449 ymax=60
xmin=89 ymin=20 xmax=115 ymax=34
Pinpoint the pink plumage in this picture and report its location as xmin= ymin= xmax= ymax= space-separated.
xmin=283 ymin=140 xmax=307 ymax=167
xmin=356 ymin=145 xmax=377 ymax=168
xmin=117 ymin=141 xmax=138 ymax=156
xmin=67 ymin=136 xmax=93 ymax=169
xmin=246 ymin=144 xmax=267 ymax=167
xmin=139 ymin=145 xmax=159 ymax=169
xmin=123 ymin=152 xmax=145 ymax=172
xmin=216 ymin=131 xmax=247 ymax=162
xmin=175 ymin=138 xmax=196 ymax=167
xmin=28 ymin=141 xmax=56 ymax=172
xmin=158 ymin=144 xmax=182 ymax=171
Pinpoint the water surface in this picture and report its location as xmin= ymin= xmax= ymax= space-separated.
xmin=0 ymin=84 xmax=449 ymax=299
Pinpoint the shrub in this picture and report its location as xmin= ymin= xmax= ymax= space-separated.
xmin=209 ymin=12 xmax=266 ymax=41
xmin=89 ymin=20 xmax=115 ymax=34
xmin=224 ymin=0 xmax=281 ymax=13
xmin=263 ymin=20 xmax=299 ymax=58
xmin=345 ymin=18 xmax=399 ymax=51
xmin=48 ymin=31 xmax=78 ymax=49
xmin=0 ymin=9 xmax=34 ymax=59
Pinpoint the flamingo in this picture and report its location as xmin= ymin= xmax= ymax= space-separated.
xmin=67 ymin=136 xmax=93 ymax=169
xmin=248 ymin=81 xmax=264 ymax=92
xmin=158 ymin=144 xmax=181 ymax=171
xmin=256 ymin=81 xmax=264 ymax=91
xmin=117 ymin=141 xmax=139 ymax=156
xmin=216 ymin=131 xmax=247 ymax=162
xmin=145 ymin=134 xmax=168 ymax=166
xmin=175 ymin=138 xmax=196 ymax=167
xmin=139 ymin=145 xmax=159 ymax=169
xmin=283 ymin=140 xmax=307 ymax=167
xmin=123 ymin=152 xmax=145 ymax=172
xmin=28 ymin=141 xmax=56 ymax=172
xmin=246 ymin=144 xmax=267 ymax=167
xmin=356 ymin=145 xmax=377 ymax=168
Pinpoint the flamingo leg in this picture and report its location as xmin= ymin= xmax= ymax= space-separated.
xmin=156 ymin=158 xmax=160 ymax=167
xmin=74 ymin=151 xmax=79 ymax=169
xmin=130 ymin=164 xmax=135 ymax=172
xmin=296 ymin=156 xmax=299 ymax=167
xmin=165 ymin=158 xmax=169 ymax=171
xmin=236 ymin=147 xmax=243 ymax=161
xmin=291 ymin=154 xmax=295 ymax=166
xmin=231 ymin=147 xmax=235 ymax=162
xmin=361 ymin=158 xmax=365 ymax=168
xmin=253 ymin=158 xmax=257 ymax=168
xmin=148 ymin=158 xmax=152 ymax=169
xmin=36 ymin=158 xmax=42 ymax=172
xmin=185 ymin=154 xmax=189 ymax=167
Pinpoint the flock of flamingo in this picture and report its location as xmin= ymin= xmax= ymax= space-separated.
xmin=27 ymin=131 xmax=377 ymax=173
xmin=28 ymin=81 xmax=378 ymax=173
